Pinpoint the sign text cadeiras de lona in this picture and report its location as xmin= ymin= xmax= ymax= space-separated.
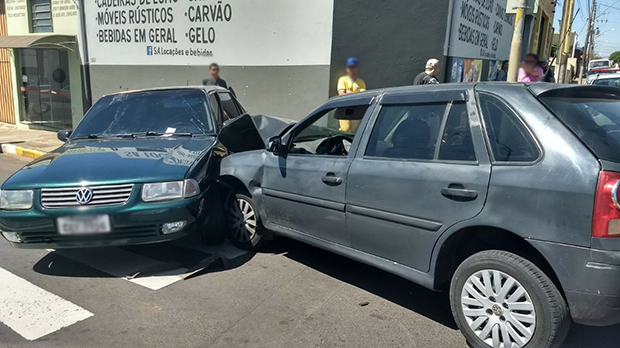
xmin=84 ymin=0 xmax=334 ymax=66
xmin=447 ymin=0 xmax=515 ymax=60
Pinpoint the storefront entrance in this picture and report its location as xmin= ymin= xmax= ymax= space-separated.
xmin=20 ymin=48 xmax=72 ymax=129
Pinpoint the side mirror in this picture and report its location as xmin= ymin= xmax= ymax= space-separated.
xmin=57 ymin=129 xmax=72 ymax=142
xmin=267 ymin=136 xmax=286 ymax=156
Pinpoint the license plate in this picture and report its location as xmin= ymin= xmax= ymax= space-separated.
xmin=57 ymin=215 xmax=111 ymax=235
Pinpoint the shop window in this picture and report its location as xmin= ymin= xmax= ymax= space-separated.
xmin=31 ymin=0 xmax=53 ymax=33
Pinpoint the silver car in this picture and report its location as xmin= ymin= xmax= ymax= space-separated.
xmin=218 ymin=83 xmax=620 ymax=348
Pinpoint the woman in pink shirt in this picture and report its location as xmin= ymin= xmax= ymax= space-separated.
xmin=518 ymin=53 xmax=544 ymax=82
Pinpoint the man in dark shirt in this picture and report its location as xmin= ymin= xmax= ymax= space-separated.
xmin=413 ymin=58 xmax=440 ymax=85
xmin=202 ymin=63 xmax=228 ymax=88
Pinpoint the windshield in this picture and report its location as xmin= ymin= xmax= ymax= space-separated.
xmin=72 ymin=89 xmax=214 ymax=138
xmin=539 ymin=88 xmax=620 ymax=162
xmin=590 ymin=60 xmax=611 ymax=69
xmin=594 ymin=78 xmax=620 ymax=87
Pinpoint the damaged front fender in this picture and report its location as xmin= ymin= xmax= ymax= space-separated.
xmin=218 ymin=114 xmax=295 ymax=154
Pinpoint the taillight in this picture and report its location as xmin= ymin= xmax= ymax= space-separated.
xmin=592 ymin=171 xmax=620 ymax=238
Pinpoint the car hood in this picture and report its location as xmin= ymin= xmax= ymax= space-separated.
xmin=2 ymin=136 xmax=217 ymax=189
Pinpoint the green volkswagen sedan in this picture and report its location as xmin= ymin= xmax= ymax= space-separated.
xmin=0 ymin=86 xmax=247 ymax=248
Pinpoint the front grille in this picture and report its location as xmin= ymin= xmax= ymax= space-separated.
xmin=41 ymin=184 xmax=134 ymax=209
xmin=19 ymin=225 xmax=160 ymax=244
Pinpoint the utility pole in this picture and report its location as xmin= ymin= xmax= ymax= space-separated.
xmin=507 ymin=0 xmax=528 ymax=82
xmin=578 ymin=0 xmax=596 ymax=84
xmin=558 ymin=0 xmax=576 ymax=83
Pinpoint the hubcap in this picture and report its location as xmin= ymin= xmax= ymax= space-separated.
xmin=228 ymin=197 xmax=256 ymax=243
xmin=461 ymin=270 xmax=536 ymax=348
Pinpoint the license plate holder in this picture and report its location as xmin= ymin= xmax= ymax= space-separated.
xmin=57 ymin=215 xmax=111 ymax=235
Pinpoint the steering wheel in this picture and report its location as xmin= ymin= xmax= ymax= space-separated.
xmin=316 ymin=135 xmax=353 ymax=156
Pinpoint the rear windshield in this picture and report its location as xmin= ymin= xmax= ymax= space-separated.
xmin=72 ymin=89 xmax=214 ymax=137
xmin=593 ymin=77 xmax=620 ymax=87
xmin=539 ymin=88 xmax=620 ymax=162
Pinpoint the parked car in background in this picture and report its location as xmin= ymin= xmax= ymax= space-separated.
xmin=590 ymin=72 xmax=620 ymax=87
xmin=218 ymin=83 xmax=620 ymax=348
xmin=0 ymin=86 xmax=249 ymax=248
xmin=586 ymin=67 xmax=620 ymax=84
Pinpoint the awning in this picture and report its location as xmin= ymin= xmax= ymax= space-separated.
xmin=0 ymin=35 xmax=76 ymax=50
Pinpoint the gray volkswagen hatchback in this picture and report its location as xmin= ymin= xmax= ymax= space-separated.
xmin=218 ymin=84 xmax=620 ymax=348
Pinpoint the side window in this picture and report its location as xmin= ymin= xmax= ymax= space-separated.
xmin=218 ymin=92 xmax=242 ymax=120
xmin=365 ymin=103 xmax=447 ymax=160
xmin=208 ymin=94 xmax=223 ymax=125
xmin=438 ymin=103 xmax=476 ymax=161
xmin=479 ymin=94 xmax=540 ymax=162
xmin=290 ymin=105 xmax=369 ymax=156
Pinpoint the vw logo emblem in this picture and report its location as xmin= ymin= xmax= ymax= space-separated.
xmin=76 ymin=187 xmax=93 ymax=204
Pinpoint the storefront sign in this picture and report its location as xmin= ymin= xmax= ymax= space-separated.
xmin=447 ymin=0 xmax=515 ymax=60
xmin=84 ymin=0 xmax=334 ymax=66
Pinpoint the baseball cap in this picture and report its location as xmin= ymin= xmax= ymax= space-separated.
xmin=425 ymin=58 xmax=440 ymax=69
xmin=346 ymin=57 xmax=359 ymax=67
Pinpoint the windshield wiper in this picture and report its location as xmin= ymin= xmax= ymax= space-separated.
xmin=72 ymin=134 xmax=136 ymax=140
xmin=142 ymin=131 xmax=196 ymax=137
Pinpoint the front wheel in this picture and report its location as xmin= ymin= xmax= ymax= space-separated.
xmin=226 ymin=192 xmax=269 ymax=250
xmin=450 ymin=250 xmax=570 ymax=348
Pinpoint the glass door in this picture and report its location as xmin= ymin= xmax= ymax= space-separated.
xmin=20 ymin=48 xmax=72 ymax=129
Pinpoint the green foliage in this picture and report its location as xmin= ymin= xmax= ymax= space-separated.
xmin=610 ymin=51 xmax=620 ymax=65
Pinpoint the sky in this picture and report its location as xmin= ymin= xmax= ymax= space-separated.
xmin=562 ymin=0 xmax=620 ymax=57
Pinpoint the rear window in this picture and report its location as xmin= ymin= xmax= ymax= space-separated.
xmin=539 ymin=88 xmax=620 ymax=162
xmin=593 ymin=77 xmax=620 ymax=87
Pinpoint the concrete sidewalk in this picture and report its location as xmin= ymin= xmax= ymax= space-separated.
xmin=0 ymin=123 xmax=62 ymax=159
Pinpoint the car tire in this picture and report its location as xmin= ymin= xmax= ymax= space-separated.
xmin=200 ymin=187 xmax=227 ymax=245
xmin=450 ymin=250 xmax=570 ymax=348
xmin=226 ymin=191 xmax=269 ymax=250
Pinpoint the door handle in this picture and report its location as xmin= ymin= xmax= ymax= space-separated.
xmin=322 ymin=174 xmax=343 ymax=186
xmin=441 ymin=186 xmax=478 ymax=201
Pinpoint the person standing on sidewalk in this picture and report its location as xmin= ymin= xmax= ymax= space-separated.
xmin=337 ymin=58 xmax=366 ymax=132
xmin=496 ymin=61 xmax=509 ymax=81
xmin=203 ymin=63 xmax=228 ymax=89
xmin=517 ymin=54 xmax=544 ymax=82
xmin=413 ymin=59 xmax=440 ymax=85
xmin=539 ymin=59 xmax=556 ymax=83
xmin=337 ymin=58 xmax=366 ymax=96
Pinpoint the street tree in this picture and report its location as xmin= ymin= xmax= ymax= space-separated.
xmin=610 ymin=51 xmax=620 ymax=65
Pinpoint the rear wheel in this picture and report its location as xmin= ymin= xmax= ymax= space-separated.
xmin=450 ymin=250 xmax=570 ymax=348
xmin=226 ymin=192 xmax=269 ymax=250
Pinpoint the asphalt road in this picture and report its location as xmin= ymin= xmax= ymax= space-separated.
xmin=0 ymin=153 xmax=618 ymax=348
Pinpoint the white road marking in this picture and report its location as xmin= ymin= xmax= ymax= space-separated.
xmin=0 ymin=267 xmax=93 ymax=341
xmin=54 ymin=248 xmax=186 ymax=290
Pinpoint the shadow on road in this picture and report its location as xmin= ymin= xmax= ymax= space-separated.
xmin=32 ymin=233 xmax=256 ymax=280
xmin=263 ymin=237 xmax=459 ymax=329
xmin=264 ymin=237 xmax=620 ymax=347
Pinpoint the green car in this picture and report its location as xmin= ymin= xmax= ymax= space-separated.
xmin=0 ymin=86 xmax=248 ymax=248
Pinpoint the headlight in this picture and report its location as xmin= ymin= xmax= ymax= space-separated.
xmin=141 ymin=179 xmax=200 ymax=202
xmin=0 ymin=189 xmax=34 ymax=210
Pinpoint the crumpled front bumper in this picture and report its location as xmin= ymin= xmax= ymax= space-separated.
xmin=0 ymin=194 xmax=203 ymax=249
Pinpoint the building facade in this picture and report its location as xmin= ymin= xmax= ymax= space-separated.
xmin=1 ymin=0 xmax=556 ymax=126
xmin=0 ymin=0 xmax=84 ymax=129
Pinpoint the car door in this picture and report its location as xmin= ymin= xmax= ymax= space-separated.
xmin=345 ymin=88 xmax=491 ymax=272
xmin=261 ymin=95 xmax=376 ymax=246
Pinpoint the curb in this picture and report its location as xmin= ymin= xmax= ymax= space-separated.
xmin=0 ymin=144 xmax=46 ymax=159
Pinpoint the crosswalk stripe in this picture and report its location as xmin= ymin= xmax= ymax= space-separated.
xmin=0 ymin=267 xmax=93 ymax=341
xmin=54 ymin=248 xmax=186 ymax=290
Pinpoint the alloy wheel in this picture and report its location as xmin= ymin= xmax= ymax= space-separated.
xmin=227 ymin=197 xmax=257 ymax=243
xmin=461 ymin=269 xmax=536 ymax=348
